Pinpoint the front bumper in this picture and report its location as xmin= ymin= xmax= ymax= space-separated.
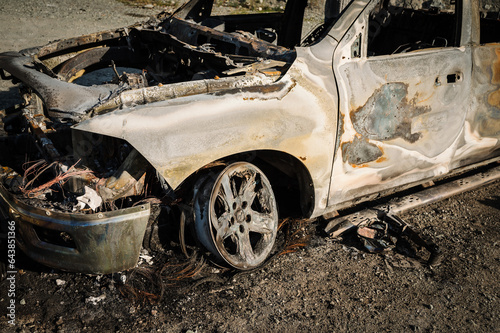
xmin=0 ymin=185 xmax=150 ymax=274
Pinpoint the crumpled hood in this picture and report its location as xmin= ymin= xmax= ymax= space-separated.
xmin=0 ymin=51 xmax=117 ymax=120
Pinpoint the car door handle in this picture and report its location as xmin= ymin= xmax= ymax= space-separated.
xmin=435 ymin=72 xmax=462 ymax=86
xmin=446 ymin=72 xmax=462 ymax=84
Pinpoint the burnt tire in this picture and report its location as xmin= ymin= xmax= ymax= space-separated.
xmin=193 ymin=162 xmax=278 ymax=270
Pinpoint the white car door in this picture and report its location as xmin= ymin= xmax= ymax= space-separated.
xmin=329 ymin=0 xmax=472 ymax=207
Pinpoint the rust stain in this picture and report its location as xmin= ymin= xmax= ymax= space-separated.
xmin=299 ymin=156 xmax=307 ymax=161
xmin=260 ymin=70 xmax=282 ymax=76
xmin=374 ymin=145 xmax=386 ymax=163
xmin=252 ymin=134 xmax=265 ymax=141
xmin=215 ymin=81 xmax=287 ymax=97
xmin=491 ymin=49 xmax=500 ymax=84
xmin=334 ymin=112 xmax=345 ymax=156
xmin=489 ymin=90 xmax=500 ymax=108
xmin=487 ymin=48 xmax=500 ymax=108
xmin=416 ymin=91 xmax=434 ymax=104
xmin=69 ymin=69 xmax=86 ymax=83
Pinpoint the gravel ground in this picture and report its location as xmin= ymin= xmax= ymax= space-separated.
xmin=0 ymin=1 xmax=499 ymax=332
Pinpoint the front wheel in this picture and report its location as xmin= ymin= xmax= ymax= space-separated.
xmin=193 ymin=162 xmax=278 ymax=270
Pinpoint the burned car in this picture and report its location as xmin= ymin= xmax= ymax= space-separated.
xmin=0 ymin=0 xmax=499 ymax=273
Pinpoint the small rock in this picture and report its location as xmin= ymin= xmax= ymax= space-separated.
xmin=85 ymin=294 xmax=106 ymax=305
xmin=143 ymin=4 xmax=154 ymax=9
xmin=56 ymin=279 xmax=66 ymax=286
xmin=20 ymin=299 xmax=26 ymax=305
xmin=56 ymin=317 xmax=64 ymax=325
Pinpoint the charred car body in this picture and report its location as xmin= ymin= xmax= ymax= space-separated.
xmin=0 ymin=0 xmax=499 ymax=273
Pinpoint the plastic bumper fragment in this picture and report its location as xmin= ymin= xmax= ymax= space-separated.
xmin=0 ymin=185 xmax=150 ymax=274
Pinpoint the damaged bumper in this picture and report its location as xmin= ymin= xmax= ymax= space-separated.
xmin=0 ymin=184 xmax=150 ymax=274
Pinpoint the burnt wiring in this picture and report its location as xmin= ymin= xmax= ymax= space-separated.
xmin=20 ymin=159 xmax=94 ymax=199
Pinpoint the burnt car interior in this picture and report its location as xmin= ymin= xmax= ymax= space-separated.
xmin=368 ymin=0 xmax=460 ymax=56
xmin=174 ymin=0 xmax=309 ymax=48
xmin=480 ymin=9 xmax=500 ymax=44
xmin=51 ymin=0 xmax=323 ymax=91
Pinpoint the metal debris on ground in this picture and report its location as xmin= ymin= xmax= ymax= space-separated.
xmin=119 ymin=267 xmax=162 ymax=305
xmin=138 ymin=249 xmax=154 ymax=266
xmin=356 ymin=211 xmax=441 ymax=265
xmin=119 ymin=252 xmax=207 ymax=304
xmin=55 ymin=279 xmax=66 ymax=286
xmin=278 ymin=217 xmax=313 ymax=256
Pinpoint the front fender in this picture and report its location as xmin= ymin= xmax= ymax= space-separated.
xmin=75 ymin=69 xmax=337 ymax=214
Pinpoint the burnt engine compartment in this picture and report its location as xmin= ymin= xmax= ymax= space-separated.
xmin=0 ymin=1 xmax=303 ymax=215
xmin=1 ymin=0 xmax=300 ymax=123
xmin=32 ymin=2 xmax=298 ymax=93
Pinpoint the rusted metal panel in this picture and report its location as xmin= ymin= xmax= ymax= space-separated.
xmin=75 ymin=69 xmax=335 ymax=212
xmin=30 ymin=30 xmax=131 ymax=59
xmin=451 ymin=0 xmax=500 ymax=168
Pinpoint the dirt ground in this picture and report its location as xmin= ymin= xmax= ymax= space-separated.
xmin=0 ymin=1 xmax=499 ymax=332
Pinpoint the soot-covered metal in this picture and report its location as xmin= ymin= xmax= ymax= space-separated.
xmin=0 ymin=0 xmax=499 ymax=273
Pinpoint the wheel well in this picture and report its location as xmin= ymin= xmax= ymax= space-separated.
xmin=176 ymin=150 xmax=315 ymax=218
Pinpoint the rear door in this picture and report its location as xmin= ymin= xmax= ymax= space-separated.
xmin=329 ymin=0 xmax=471 ymax=206
xmin=451 ymin=0 xmax=500 ymax=168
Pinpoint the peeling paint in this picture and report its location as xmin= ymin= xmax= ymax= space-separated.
xmin=341 ymin=135 xmax=383 ymax=165
xmin=350 ymin=83 xmax=431 ymax=143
